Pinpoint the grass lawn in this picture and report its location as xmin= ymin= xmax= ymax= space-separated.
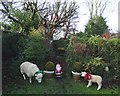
xmin=3 ymin=78 xmax=118 ymax=95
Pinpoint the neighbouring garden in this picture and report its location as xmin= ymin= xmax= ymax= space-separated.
xmin=1 ymin=0 xmax=119 ymax=95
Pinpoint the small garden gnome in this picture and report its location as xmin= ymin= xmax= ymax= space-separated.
xmin=54 ymin=64 xmax=63 ymax=78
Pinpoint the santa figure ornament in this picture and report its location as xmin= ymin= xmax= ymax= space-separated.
xmin=55 ymin=64 xmax=63 ymax=78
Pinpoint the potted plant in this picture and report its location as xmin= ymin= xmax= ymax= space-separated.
xmin=44 ymin=61 xmax=55 ymax=79
xmin=72 ymin=62 xmax=81 ymax=81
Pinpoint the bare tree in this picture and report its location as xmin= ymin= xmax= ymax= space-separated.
xmin=41 ymin=1 xmax=79 ymax=39
xmin=85 ymin=0 xmax=109 ymax=18
xmin=1 ymin=0 xmax=79 ymax=39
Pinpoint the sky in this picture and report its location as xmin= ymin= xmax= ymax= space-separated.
xmin=0 ymin=0 xmax=119 ymax=33
xmin=73 ymin=0 xmax=119 ymax=33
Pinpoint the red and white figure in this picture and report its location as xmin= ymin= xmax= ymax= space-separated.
xmin=84 ymin=72 xmax=92 ymax=80
xmin=54 ymin=64 xmax=63 ymax=77
xmin=81 ymin=72 xmax=102 ymax=90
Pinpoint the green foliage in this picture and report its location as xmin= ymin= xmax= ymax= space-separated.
xmin=65 ymin=32 xmax=120 ymax=85
xmin=101 ymin=38 xmax=120 ymax=80
xmin=86 ymin=57 xmax=104 ymax=75
xmin=88 ymin=35 xmax=105 ymax=46
xmin=6 ymin=9 xmax=40 ymax=35
xmin=65 ymin=35 xmax=89 ymax=77
xmin=16 ymin=36 xmax=28 ymax=57
xmin=22 ymin=29 xmax=48 ymax=66
xmin=73 ymin=62 xmax=81 ymax=72
xmin=85 ymin=16 xmax=108 ymax=36
xmin=87 ymin=35 xmax=106 ymax=56
xmin=88 ymin=57 xmax=103 ymax=66
xmin=3 ymin=29 xmax=48 ymax=77
xmin=45 ymin=61 xmax=55 ymax=71
xmin=77 ymin=32 xmax=90 ymax=43
xmin=73 ymin=43 xmax=87 ymax=55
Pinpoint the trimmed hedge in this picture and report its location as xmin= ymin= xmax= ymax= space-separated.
xmin=2 ymin=33 xmax=22 ymax=62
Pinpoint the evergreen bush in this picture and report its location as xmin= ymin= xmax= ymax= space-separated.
xmin=22 ymin=29 xmax=48 ymax=67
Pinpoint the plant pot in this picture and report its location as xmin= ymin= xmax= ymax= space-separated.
xmin=44 ymin=71 xmax=54 ymax=79
xmin=72 ymin=71 xmax=81 ymax=81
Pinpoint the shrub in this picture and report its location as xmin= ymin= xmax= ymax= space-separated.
xmin=16 ymin=36 xmax=28 ymax=57
xmin=88 ymin=57 xmax=103 ymax=67
xmin=22 ymin=29 xmax=48 ymax=67
xmin=65 ymin=35 xmax=89 ymax=77
xmin=73 ymin=62 xmax=81 ymax=72
xmin=101 ymin=38 xmax=120 ymax=80
xmin=45 ymin=61 xmax=55 ymax=71
xmin=85 ymin=57 xmax=104 ymax=75
xmin=65 ymin=33 xmax=120 ymax=86
xmin=87 ymin=35 xmax=106 ymax=56
xmin=73 ymin=43 xmax=87 ymax=55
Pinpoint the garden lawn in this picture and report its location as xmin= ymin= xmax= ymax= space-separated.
xmin=3 ymin=78 xmax=118 ymax=94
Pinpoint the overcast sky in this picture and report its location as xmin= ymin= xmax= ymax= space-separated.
xmin=74 ymin=0 xmax=119 ymax=33
xmin=0 ymin=0 xmax=119 ymax=33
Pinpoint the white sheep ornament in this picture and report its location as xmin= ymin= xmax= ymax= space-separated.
xmin=20 ymin=61 xmax=44 ymax=83
xmin=81 ymin=72 xmax=102 ymax=90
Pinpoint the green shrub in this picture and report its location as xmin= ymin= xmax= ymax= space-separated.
xmin=45 ymin=61 xmax=55 ymax=71
xmin=65 ymin=33 xmax=120 ymax=86
xmin=86 ymin=57 xmax=104 ymax=75
xmin=65 ymin=35 xmax=89 ymax=77
xmin=87 ymin=35 xmax=106 ymax=56
xmin=15 ymin=35 xmax=28 ymax=57
xmin=88 ymin=57 xmax=103 ymax=66
xmin=101 ymin=38 xmax=120 ymax=80
xmin=73 ymin=62 xmax=81 ymax=72
xmin=22 ymin=29 xmax=48 ymax=67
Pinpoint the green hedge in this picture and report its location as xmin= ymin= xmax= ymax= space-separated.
xmin=21 ymin=30 xmax=49 ymax=68
xmin=3 ymin=29 xmax=49 ymax=76
xmin=2 ymin=33 xmax=22 ymax=62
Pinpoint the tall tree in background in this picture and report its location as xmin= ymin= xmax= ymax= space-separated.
xmin=83 ymin=0 xmax=109 ymax=36
xmin=84 ymin=16 xmax=108 ymax=36
xmin=38 ymin=1 xmax=79 ymax=39
xmin=0 ymin=0 xmax=47 ymax=35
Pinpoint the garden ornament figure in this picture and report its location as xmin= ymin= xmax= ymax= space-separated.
xmin=20 ymin=61 xmax=44 ymax=83
xmin=81 ymin=72 xmax=102 ymax=90
xmin=54 ymin=64 xmax=63 ymax=78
